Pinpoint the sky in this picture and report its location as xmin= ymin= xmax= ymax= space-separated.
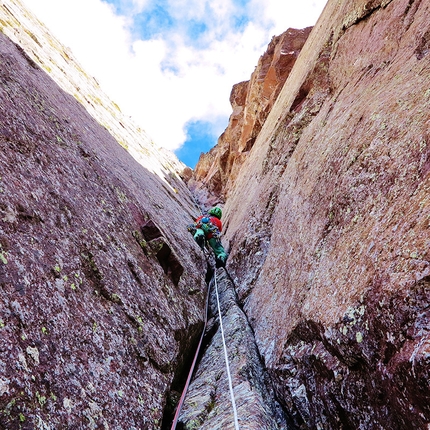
xmin=23 ymin=0 xmax=327 ymax=168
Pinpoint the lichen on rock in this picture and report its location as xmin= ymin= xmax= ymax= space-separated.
xmin=0 ymin=3 xmax=207 ymax=428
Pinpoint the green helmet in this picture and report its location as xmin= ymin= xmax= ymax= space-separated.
xmin=208 ymin=207 xmax=222 ymax=219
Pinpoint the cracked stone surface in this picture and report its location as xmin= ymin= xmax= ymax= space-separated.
xmin=178 ymin=269 xmax=287 ymax=430
xmin=3 ymin=0 xmax=430 ymax=428
xmin=0 ymin=5 xmax=207 ymax=428
xmin=222 ymin=0 xmax=430 ymax=428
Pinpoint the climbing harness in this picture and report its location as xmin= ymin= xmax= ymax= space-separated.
xmin=170 ymin=268 xmax=240 ymax=429
xmin=213 ymin=268 xmax=240 ymax=430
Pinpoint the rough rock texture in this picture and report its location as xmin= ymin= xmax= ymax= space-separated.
xmin=4 ymin=0 xmax=430 ymax=428
xmin=0 ymin=0 xmax=186 ymax=179
xmin=222 ymin=0 xmax=430 ymax=428
xmin=0 ymin=4 xmax=207 ymax=428
xmin=188 ymin=27 xmax=312 ymax=205
xmin=178 ymin=268 xmax=286 ymax=430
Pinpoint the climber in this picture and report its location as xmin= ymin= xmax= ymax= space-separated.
xmin=188 ymin=207 xmax=228 ymax=268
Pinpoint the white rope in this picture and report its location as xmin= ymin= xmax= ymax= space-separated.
xmin=213 ymin=268 xmax=240 ymax=430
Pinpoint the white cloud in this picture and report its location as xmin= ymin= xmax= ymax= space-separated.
xmin=129 ymin=0 xmax=150 ymax=10
xmin=22 ymin=0 xmax=327 ymax=151
xmin=251 ymin=0 xmax=328 ymax=33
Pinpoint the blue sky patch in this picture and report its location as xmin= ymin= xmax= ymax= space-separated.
xmin=232 ymin=0 xmax=251 ymax=6
xmin=102 ymin=0 xmax=124 ymax=15
xmin=175 ymin=120 xmax=220 ymax=168
xmin=233 ymin=14 xmax=250 ymax=31
xmin=134 ymin=6 xmax=174 ymax=40
xmin=187 ymin=20 xmax=208 ymax=41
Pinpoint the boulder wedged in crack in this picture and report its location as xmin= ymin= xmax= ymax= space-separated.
xmin=178 ymin=268 xmax=287 ymax=430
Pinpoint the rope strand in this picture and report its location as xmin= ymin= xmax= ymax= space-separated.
xmin=170 ymin=273 xmax=212 ymax=429
xmin=214 ymin=268 xmax=240 ymax=430
xmin=171 ymin=267 xmax=240 ymax=429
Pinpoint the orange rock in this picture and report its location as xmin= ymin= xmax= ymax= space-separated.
xmin=192 ymin=27 xmax=312 ymax=206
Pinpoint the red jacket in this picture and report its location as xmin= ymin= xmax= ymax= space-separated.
xmin=196 ymin=215 xmax=222 ymax=239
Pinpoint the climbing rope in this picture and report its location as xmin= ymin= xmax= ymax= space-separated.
xmin=170 ymin=273 xmax=211 ymax=429
xmin=213 ymin=268 xmax=240 ymax=430
xmin=171 ymin=267 xmax=239 ymax=429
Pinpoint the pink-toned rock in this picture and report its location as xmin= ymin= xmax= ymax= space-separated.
xmin=192 ymin=27 xmax=312 ymax=206
xmin=0 ymin=8 xmax=206 ymax=428
xmin=180 ymin=166 xmax=194 ymax=183
xmin=178 ymin=269 xmax=286 ymax=429
xmin=222 ymin=0 xmax=430 ymax=428
xmin=4 ymin=0 xmax=430 ymax=427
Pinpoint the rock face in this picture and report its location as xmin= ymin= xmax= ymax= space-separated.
xmin=3 ymin=0 xmax=430 ymax=428
xmin=178 ymin=268 xmax=286 ymax=430
xmin=0 ymin=3 xmax=207 ymax=428
xmin=0 ymin=0 xmax=185 ymax=179
xmin=188 ymin=27 xmax=312 ymax=205
xmin=222 ymin=0 xmax=430 ymax=428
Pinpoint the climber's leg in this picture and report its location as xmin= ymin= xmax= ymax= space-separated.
xmin=193 ymin=228 xmax=206 ymax=249
xmin=208 ymin=238 xmax=228 ymax=267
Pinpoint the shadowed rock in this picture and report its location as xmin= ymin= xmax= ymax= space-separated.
xmin=0 ymin=4 xmax=206 ymax=428
xmin=178 ymin=269 xmax=287 ymax=429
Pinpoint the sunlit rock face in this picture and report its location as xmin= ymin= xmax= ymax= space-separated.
xmin=0 ymin=3 xmax=207 ymax=428
xmin=0 ymin=0 xmax=186 ymax=179
xmin=188 ymin=27 xmax=312 ymax=207
xmin=223 ymin=0 xmax=430 ymax=428
xmin=4 ymin=0 xmax=430 ymax=428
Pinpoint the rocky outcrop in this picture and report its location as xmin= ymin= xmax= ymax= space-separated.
xmin=222 ymin=0 xmax=430 ymax=428
xmin=4 ymin=0 xmax=430 ymax=428
xmin=188 ymin=27 xmax=312 ymax=205
xmin=0 ymin=0 xmax=186 ymax=179
xmin=178 ymin=268 xmax=286 ymax=430
xmin=0 ymin=3 xmax=206 ymax=428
